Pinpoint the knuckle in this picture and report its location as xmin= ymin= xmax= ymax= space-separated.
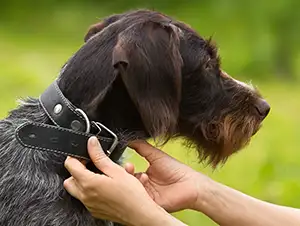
xmin=80 ymin=193 xmax=89 ymax=203
xmin=80 ymin=189 xmax=97 ymax=203
xmin=80 ymin=175 xmax=98 ymax=191
xmin=79 ymin=191 xmax=92 ymax=203
xmin=63 ymin=179 xmax=70 ymax=188
xmin=93 ymin=154 xmax=108 ymax=165
xmin=64 ymin=159 xmax=69 ymax=168
xmin=80 ymin=180 xmax=92 ymax=191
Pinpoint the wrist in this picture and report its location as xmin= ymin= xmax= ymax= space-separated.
xmin=145 ymin=206 xmax=187 ymax=226
xmin=128 ymin=199 xmax=173 ymax=226
xmin=130 ymin=202 xmax=179 ymax=226
xmin=191 ymin=178 xmax=238 ymax=225
xmin=190 ymin=173 xmax=215 ymax=213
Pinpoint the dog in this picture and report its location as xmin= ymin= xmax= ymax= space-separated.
xmin=0 ymin=9 xmax=270 ymax=226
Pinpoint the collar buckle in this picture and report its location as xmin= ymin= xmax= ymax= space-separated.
xmin=36 ymin=80 xmax=119 ymax=157
xmin=92 ymin=121 xmax=119 ymax=156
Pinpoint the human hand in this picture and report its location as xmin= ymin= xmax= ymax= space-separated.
xmin=64 ymin=137 xmax=177 ymax=226
xmin=127 ymin=141 xmax=211 ymax=213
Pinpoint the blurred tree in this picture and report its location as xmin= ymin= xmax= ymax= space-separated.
xmin=0 ymin=0 xmax=299 ymax=81
xmin=269 ymin=0 xmax=300 ymax=80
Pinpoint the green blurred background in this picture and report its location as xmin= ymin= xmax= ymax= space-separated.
xmin=1 ymin=0 xmax=300 ymax=225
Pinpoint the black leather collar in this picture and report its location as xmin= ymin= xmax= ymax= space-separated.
xmin=15 ymin=80 xmax=120 ymax=161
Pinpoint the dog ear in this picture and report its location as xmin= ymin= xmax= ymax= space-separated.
xmin=84 ymin=14 xmax=122 ymax=42
xmin=84 ymin=22 xmax=107 ymax=42
xmin=112 ymin=21 xmax=183 ymax=138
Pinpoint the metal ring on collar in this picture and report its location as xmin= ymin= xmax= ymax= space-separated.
xmin=75 ymin=108 xmax=91 ymax=134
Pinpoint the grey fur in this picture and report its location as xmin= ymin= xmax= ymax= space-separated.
xmin=0 ymin=9 xmax=269 ymax=226
xmin=0 ymin=98 xmax=114 ymax=226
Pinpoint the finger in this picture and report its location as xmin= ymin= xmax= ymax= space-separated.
xmin=64 ymin=156 xmax=92 ymax=181
xmin=134 ymin=172 xmax=149 ymax=185
xmin=124 ymin=162 xmax=135 ymax=175
xmin=129 ymin=140 xmax=169 ymax=163
xmin=134 ymin=173 xmax=154 ymax=199
xmin=139 ymin=173 xmax=149 ymax=185
xmin=87 ymin=136 xmax=121 ymax=176
xmin=63 ymin=177 xmax=81 ymax=200
xmin=65 ymin=156 xmax=87 ymax=166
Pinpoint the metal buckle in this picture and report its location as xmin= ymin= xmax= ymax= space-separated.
xmin=74 ymin=108 xmax=118 ymax=156
xmin=92 ymin=121 xmax=119 ymax=156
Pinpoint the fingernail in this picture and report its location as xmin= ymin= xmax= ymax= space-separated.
xmin=90 ymin=136 xmax=99 ymax=147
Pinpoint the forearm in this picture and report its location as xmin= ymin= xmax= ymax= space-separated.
xmin=195 ymin=178 xmax=300 ymax=226
xmin=130 ymin=202 xmax=187 ymax=226
xmin=148 ymin=212 xmax=188 ymax=226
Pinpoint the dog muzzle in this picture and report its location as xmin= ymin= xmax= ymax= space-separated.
xmin=15 ymin=80 xmax=120 ymax=161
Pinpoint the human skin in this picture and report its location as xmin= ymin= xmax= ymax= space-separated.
xmin=63 ymin=137 xmax=186 ymax=226
xmin=64 ymin=137 xmax=300 ymax=226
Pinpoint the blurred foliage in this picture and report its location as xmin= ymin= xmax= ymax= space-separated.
xmin=1 ymin=0 xmax=300 ymax=81
xmin=1 ymin=1 xmax=300 ymax=225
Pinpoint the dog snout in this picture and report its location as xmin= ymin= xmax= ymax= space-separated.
xmin=255 ymin=99 xmax=270 ymax=119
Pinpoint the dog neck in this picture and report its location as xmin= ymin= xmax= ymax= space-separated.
xmin=57 ymin=64 xmax=150 ymax=144
xmin=14 ymin=80 xmax=127 ymax=165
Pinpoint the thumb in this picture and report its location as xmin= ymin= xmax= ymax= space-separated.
xmin=87 ymin=136 xmax=120 ymax=177
xmin=129 ymin=140 xmax=170 ymax=163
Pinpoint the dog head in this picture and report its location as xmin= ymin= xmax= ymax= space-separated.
xmin=58 ymin=10 xmax=270 ymax=166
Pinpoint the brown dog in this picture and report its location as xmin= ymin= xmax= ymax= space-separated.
xmin=0 ymin=9 xmax=269 ymax=226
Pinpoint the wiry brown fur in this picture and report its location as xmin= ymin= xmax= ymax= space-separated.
xmin=75 ymin=9 xmax=270 ymax=166
xmin=0 ymin=9 xmax=270 ymax=226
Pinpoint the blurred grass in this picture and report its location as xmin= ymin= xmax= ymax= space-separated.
xmin=1 ymin=5 xmax=300 ymax=226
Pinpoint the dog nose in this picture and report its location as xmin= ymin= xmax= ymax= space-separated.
xmin=255 ymin=99 xmax=270 ymax=118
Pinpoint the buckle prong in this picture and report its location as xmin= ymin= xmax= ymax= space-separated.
xmin=92 ymin=121 xmax=119 ymax=156
xmin=74 ymin=109 xmax=118 ymax=156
